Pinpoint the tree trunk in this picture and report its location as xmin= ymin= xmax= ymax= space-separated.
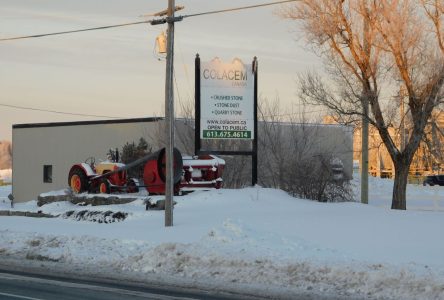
xmin=391 ymin=160 xmax=409 ymax=210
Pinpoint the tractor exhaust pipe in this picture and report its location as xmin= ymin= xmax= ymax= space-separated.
xmin=93 ymin=147 xmax=183 ymax=184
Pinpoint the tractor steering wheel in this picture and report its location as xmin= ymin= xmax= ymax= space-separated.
xmin=85 ymin=157 xmax=95 ymax=167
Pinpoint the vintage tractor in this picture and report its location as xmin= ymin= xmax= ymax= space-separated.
xmin=68 ymin=148 xmax=225 ymax=195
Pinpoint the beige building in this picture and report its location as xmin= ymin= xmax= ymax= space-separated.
xmin=12 ymin=118 xmax=165 ymax=203
xmin=12 ymin=118 xmax=353 ymax=203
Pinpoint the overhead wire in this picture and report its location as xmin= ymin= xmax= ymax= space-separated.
xmin=0 ymin=103 xmax=121 ymax=119
xmin=0 ymin=0 xmax=298 ymax=41
xmin=173 ymin=69 xmax=183 ymax=114
xmin=0 ymin=0 xmax=300 ymax=118
xmin=182 ymin=0 xmax=297 ymax=19
xmin=0 ymin=20 xmax=153 ymax=41
xmin=176 ymin=42 xmax=194 ymax=101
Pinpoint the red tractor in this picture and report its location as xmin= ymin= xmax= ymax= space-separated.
xmin=68 ymin=148 xmax=225 ymax=195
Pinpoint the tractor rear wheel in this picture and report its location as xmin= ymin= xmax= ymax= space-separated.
xmin=69 ymin=169 xmax=88 ymax=193
xmin=99 ymin=179 xmax=111 ymax=194
xmin=157 ymin=148 xmax=183 ymax=183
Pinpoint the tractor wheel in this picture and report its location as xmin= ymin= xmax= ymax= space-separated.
xmin=157 ymin=148 xmax=183 ymax=184
xmin=127 ymin=178 xmax=139 ymax=193
xmin=99 ymin=179 xmax=111 ymax=194
xmin=69 ymin=169 xmax=88 ymax=193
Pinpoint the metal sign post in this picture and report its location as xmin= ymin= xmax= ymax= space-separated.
xmin=252 ymin=56 xmax=258 ymax=186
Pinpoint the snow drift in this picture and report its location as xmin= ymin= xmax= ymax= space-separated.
xmin=0 ymin=177 xmax=443 ymax=299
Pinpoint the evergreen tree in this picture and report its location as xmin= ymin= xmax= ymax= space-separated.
xmin=121 ymin=138 xmax=152 ymax=178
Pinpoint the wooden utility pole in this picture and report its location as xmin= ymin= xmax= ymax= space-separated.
xmin=361 ymin=4 xmax=369 ymax=205
xmin=164 ymin=0 xmax=175 ymax=226
xmin=361 ymin=101 xmax=369 ymax=204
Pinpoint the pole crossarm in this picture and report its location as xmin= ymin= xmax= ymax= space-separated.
xmin=150 ymin=16 xmax=184 ymax=25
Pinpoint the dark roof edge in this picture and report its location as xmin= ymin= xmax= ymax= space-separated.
xmin=12 ymin=117 xmax=165 ymax=129
xmin=12 ymin=117 xmax=353 ymax=130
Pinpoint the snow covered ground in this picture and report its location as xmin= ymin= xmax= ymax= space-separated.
xmin=363 ymin=174 xmax=444 ymax=211
xmin=0 ymin=176 xmax=444 ymax=299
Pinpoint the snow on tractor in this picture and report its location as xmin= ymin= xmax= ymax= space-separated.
xmin=68 ymin=147 xmax=225 ymax=195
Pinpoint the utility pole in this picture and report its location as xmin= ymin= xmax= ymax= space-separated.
xmin=164 ymin=0 xmax=175 ymax=227
xmin=361 ymin=100 xmax=369 ymax=204
xmin=361 ymin=4 xmax=369 ymax=205
xmin=149 ymin=2 xmax=183 ymax=227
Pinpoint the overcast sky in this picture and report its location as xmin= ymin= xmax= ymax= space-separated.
xmin=0 ymin=0 xmax=323 ymax=141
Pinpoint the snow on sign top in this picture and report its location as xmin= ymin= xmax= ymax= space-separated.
xmin=200 ymin=57 xmax=255 ymax=140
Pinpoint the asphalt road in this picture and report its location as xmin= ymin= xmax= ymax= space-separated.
xmin=0 ymin=269 xmax=253 ymax=300
xmin=0 ymin=262 xmax=350 ymax=300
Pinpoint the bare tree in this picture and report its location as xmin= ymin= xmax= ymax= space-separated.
xmin=258 ymin=97 xmax=354 ymax=202
xmin=150 ymin=97 xmax=354 ymax=197
xmin=281 ymin=0 xmax=444 ymax=209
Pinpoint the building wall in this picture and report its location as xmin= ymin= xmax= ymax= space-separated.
xmin=12 ymin=118 xmax=163 ymax=202
xmin=12 ymin=118 xmax=354 ymax=202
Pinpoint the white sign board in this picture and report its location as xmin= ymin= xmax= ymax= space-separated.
xmin=200 ymin=58 xmax=254 ymax=139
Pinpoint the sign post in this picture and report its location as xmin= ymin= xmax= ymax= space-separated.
xmin=195 ymin=55 xmax=258 ymax=185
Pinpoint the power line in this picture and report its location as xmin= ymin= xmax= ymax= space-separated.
xmin=182 ymin=0 xmax=297 ymax=19
xmin=0 ymin=103 xmax=121 ymax=119
xmin=173 ymin=68 xmax=184 ymax=112
xmin=0 ymin=0 xmax=299 ymax=118
xmin=0 ymin=20 xmax=152 ymax=41
xmin=0 ymin=0 xmax=298 ymax=41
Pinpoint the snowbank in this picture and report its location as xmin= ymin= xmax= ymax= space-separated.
xmin=352 ymin=172 xmax=444 ymax=211
xmin=0 ymin=179 xmax=444 ymax=299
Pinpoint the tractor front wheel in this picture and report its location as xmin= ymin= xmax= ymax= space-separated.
xmin=99 ymin=179 xmax=111 ymax=194
xmin=69 ymin=169 xmax=88 ymax=193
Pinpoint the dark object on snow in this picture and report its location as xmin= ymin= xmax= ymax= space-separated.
xmin=7 ymin=193 xmax=13 ymax=208
xmin=144 ymin=198 xmax=156 ymax=210
xmin=69 ymin=195 xmax=138 ymax=206
xmin=37 ymin=190 xmax=74 ymax=207
xmin=423 ymin=175 xmax=444 ymax=186
xmin=62 ymin=210 xmax=128 ymax=223
xmin=0 ymin=210 xmax=55 ymax=218
xmin=144 ymin=198 xmax=177 ymax=210
xmin=37 ymin=191 xmax=139 ymax=207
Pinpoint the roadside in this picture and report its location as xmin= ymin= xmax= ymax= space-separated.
xmin=1 ymin=183 xmax=444 ymax=299
xmin=0 ymin=258 xmax=339 ymax=300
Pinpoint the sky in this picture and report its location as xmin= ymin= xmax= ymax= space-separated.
xmin=0 ymin=0 xmax=323 ymax=141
